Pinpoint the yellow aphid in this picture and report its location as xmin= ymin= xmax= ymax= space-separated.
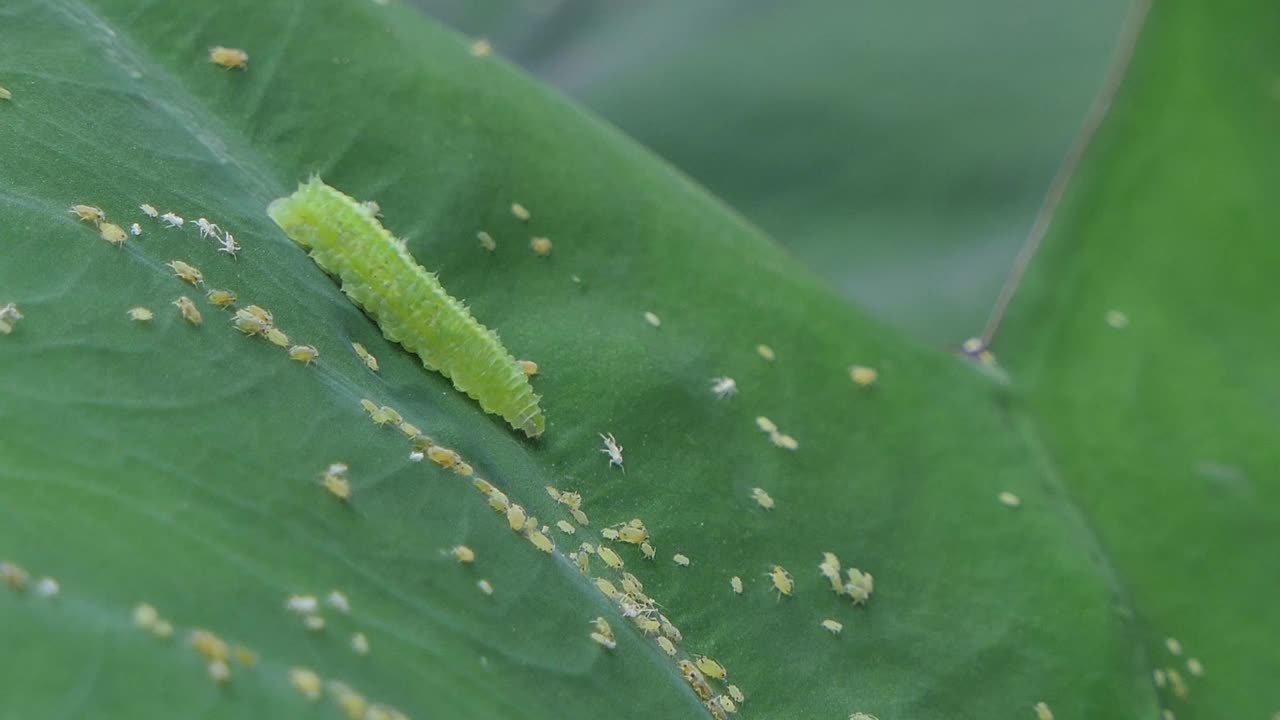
xmin=243 ymin=304 xmax=273 ymax=325
xmin=756 ymin=343 xmax=776 ymax=361
xmin=1153 ymin=669 xmax=1167 ymax=687
xmin=127 ymin=307 xmax=154 ymax=322
xmin=590 ymin=632 xmax=617 ymax=650
xmin=571 ymin=508 xmax=590 ymax=526
xmin=477 ymin=579 xmax=494 ymax=596
xmin=209 ymin=46 xmax=249 ymax=70
xmin=591 ymin=616 xmax=614 ymax=637
xmin=206 ymin=288 xmax=237 ymax=307
xmin=822 ymin=619 xmax=844 ymax=635
xmin=820 ymin=553 xmax=844 ymax=594
xmin=352 ymin=342 xmax=379 ymax=372
xmin=730 ymin=576 xmax=743 ymax=594
xmin=477 ymin=230 xmax=497 ymax=252
xmin=487 ymin=488 xmax=510 ymax=513
xmin=755 ymin=416 xmax=777 ymax=434
xmin=99 ymin=222 xmax=128 ymax=247
xmin=471 ymin=38 xmax=493 ymax=58
xmin=1105 ymin=309 xmax=1130 ymax=329
xmin=728 ymin=685 xmax=745 ymax=704
xmin=619 ymin=572 xmax=644 ymax=596
xmin=527 ymin=528 xmax=555 ymax=553
xmin=845 ymin=568 xmax=874 ymax=604
xmin=332 ymin=683 xmax=369 ymax=718
xmin=656 ymin=636 xmax=677 ymax=656
xmin=288 ymin=667 xmax=322 ymax=700
xmin=151 ymin=620 xmax=174 ymax=639
xmin=545 ymin=485 xmax=561 ymax=501
xmin=1186 ymin=657 xmax=1204 ymax=676
xmin=140 ymin=203 xmax=159 ymax=218
xmin=266 ymin=327 xmax=290 ymax=347
xmin=998 ymin=491 xmax=1022 ymax=508
xmin=234 ymin=645 xmax=258 ymax=666
xmin=767 ymin=565 xmax=794 ymax=597
xmin=1167 ymin=668 xmax=1188 ymax=699
xmin=167 ymin=260 xmax=204 ymax=286
xmin=232 ymin=310 xmax=267 ymax=335
xmin=673 ymin=553 xmax=690 ymax=567
xmin=678 ymin=660 xmax=714 ymax=701
xmin=517 ymin=359 xmax=539 ymax=376
xmin=559 ymin=491 xmax=583 ymax=510
xmin=427 ymin=445 xmax=461 ymax=469
xmin=772 ymin=433 xmax=799 ymax=450
xmin=601 ymin=527 xmax=620 ymax=541
xmin=715 ymin=696 xmax=737 ymax=714
xmin=286 ymin=594 xmax=319 ymax=613
xmin=190 ymin=629 xmax=229 ymax=662
xmin=594 ymin=578 xmax=621 ymax=599
xmin=174 ymin=296 xmax=202 ymax=326
xmin=1165 ymin=637 xmax=1183 ymax=655
xmin=0 ymin=562 xmax=28 ymax=591
xmin=206 ymin=659 xmax=231 ymax=684
xmin=360 ymin=398 xmax=379 ymax=416
xmin=849 ymin=365 xmax=878 ymax=387
xmin=289 ymin=344 xmax=320 ymax=365
xmin=556 ymin=520 xmax=576 ymax=535
xmin=850 ymin=714 xmax=880 ymax=720
xmin=572 ymin=551 xmax=591 ymax=575
xmin=399 ymin=421 xmax=422 ymax=438
xmin=323 ymin=473 xmax=351 ymax=501
xmin=597 ymin=546 xmax=624 ymax=569
xmin=350 ymin=631 xmax=370 ymax=655
xmin=506 ymin=504 xmax=528 ymax=531
xmin=377 ymin=406 xmax=402 ymax=425
xmin=511 ymin=203 xmax=530 ymax=221
xmin=69 ymin=204 xmax=105 ymax=224
xmin=132 ymin=603 xmax=159 ymax=629
xmin=643 ymin=311 xmax=661 ymax=328
xmin=640 ymin=542 xmax=656 ymax=560
xmin=303 ymin=614 xmax=326 ymax=631
xmin=530 ymin=236 xmax=552 ymax=256
xmin=454 ymin=461 xmax=475 ymax=477
xmin=695 ymin=656 xmax=727 ymax=680
xmin=633 ymin=617 xmax=660 ymax=635
xmin=0 ymin=304 xmax=22 ymax=336
xmin=0 ymin=86 xmax=10 ymax=101
xmin=751 ymin=487 xmax=774 ymax=509
xmin=1033 ymin=702 xmax=1053 ymax=720
xmin=617 ymin=525 xmax=648 ymax=544
xmin=446 ymin=545 xmax=475 ymax=563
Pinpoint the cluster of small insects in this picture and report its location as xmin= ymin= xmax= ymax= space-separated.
xmin=1 ymin=560 xmax=58 ymax=599
xmin=754 ymin=416 xmax=799 ymax=451
xmin=1151 ymin=634 xmax=1203 ymax=711
xmin=285 ymin=659 xmax=410 ymax=717
xmin=818 ymin=551 xmax=874 ymax=605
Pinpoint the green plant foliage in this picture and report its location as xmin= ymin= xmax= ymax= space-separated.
xmin=412 ymin=0 xmax=1137 ymax=342
xmin=997 ymin=1 xmax=1280 ymax=717
xmin=0 ymin=1 xmax=1267 ymax=720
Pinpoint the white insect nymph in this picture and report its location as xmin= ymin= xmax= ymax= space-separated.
xmin=599 ymin=432 xmax=624 ymax=472
xmin=195 ymin=217 xmax=221 ymax=239
xmin=160 ymin=212 xmax=184 ymax=229
xmin=218 ymin=232 xmax=240 ymax=258
xmin=710 ymin=377 xmax=737 ymax=398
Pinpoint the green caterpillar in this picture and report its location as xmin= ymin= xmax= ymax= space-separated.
xmin=268 ymin=178 xmax=545 ymax=438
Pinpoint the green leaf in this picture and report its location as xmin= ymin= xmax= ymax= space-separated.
xmin=0 ymin=1 xmax=1169 ymax=719
xmin=996 ymin=1 xmax=1280 ymax=717
xmin=412 ymin=0 xmax=1139 ymax=342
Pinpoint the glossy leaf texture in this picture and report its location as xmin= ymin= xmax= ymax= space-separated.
xmin=2 ymin=1 xmax=1156 ymax=719
xmin=996 ymin=0 xmax=1280 ymax=717
xmin=412 ymin=0 xmax=1138 ymax=342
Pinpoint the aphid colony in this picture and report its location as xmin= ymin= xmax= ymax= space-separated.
xmin=819 ymin=551 xmax=875 ymax=605
xmin=70 ymin=200 xmax=244 ymax=259
xmin=755 ymin=416 xmax=799 ymax=451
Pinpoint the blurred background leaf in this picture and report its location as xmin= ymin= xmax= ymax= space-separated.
xmin=411 ymin=0 xmax=1138 ymax=343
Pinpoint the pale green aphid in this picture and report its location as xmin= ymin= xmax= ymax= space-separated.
xmin=268 ymin=178 xmax=545 ymax=437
